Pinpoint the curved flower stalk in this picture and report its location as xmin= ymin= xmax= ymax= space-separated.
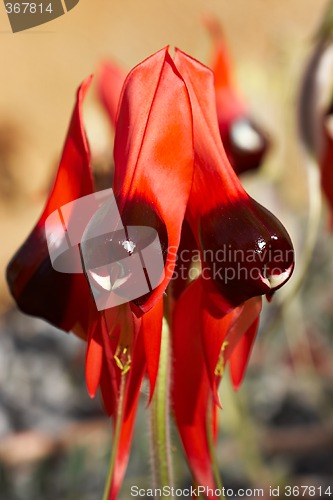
xmin=298 ymin=0 xmax=333 ymax=160
xmin=7 ymin=47 xmax=294 ymax=499
xmin=298 ymin=0 xmax=333 ymax=225
xmin=321 ymin=103 xmax=333 ymax=227
xmin=204 ymin=16 xmax=269 ymax=175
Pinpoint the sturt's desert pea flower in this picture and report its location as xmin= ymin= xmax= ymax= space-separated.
xmin=7 ymin=48 xmax=194 ymax=499
xmin=204 ymin=16 xmax=269 ymax=175
xmin=170 ymin=49 xmax=294 ymax=492
xmin=7 ymin=47 xmax=294 ymax=498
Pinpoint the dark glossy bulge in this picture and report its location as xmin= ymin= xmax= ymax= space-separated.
xmin=199 ymin=198 xmax=294 ymax=306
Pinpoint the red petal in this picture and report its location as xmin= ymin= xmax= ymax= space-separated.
xmin=171 ymin=278 xmax=217 ymax=492
xmin=198 ymin=283 xmax=261 ymax=406
xmin=98 ymin=307 xmax=126 ymax=416
xmin=171 ymin=220 xmax=198 ymax=301
xmin=200 ymin=290 xmax=243 ymax=406
xmin=142 ymin=299 xmax=163 ymax=404
xmin=108 ymin=392 xmax=140 ymax=500
xmin=223 ymin=297 xmax=262 ymax=359
xmin=174 ymin=51 xmax=293 ymax=307
xmin=204 ymin=17 xmax=269 ymax=175
xmin=172 ymin=278 xmax=261 ymax=492
xmin=100 ymin=354 xmax=116 ymax=416
xmin=42 ymin=76 xmax=94 ymax=218
xmin=229 ymin=315 xmax=260 ymax=390
xmin=94 ymin=305 xmax=146 ymax=498
xmin=6 ymin=77 xmax=95 ymax=333
xmin=99 ymin=305 xmax=136 ymax=413
xmin=97 ymin=60 xmax=127 ymax=127
xmin=174 ymin=48 xmax=245 ymax=222
xmin=109 ymin=311 xmax=147 ymax=499
xmin=85 ymin=316 xmax=103 ymax=398
xmin=114 ymin=47 xmax=194 ymax=314
xmin=204 ymin=16 xmax=232 ymax=85
xmin=204 ymin=15 xmax=244 ymax=115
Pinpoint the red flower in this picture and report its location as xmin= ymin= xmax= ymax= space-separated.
xmin=7 ymin=47 xmax=294 ymax=499
xmin=170 ymin=49 xmax=294 ymax=493
xmin=6 ymin=76 xmax=95 ymax=337
xmin=205 ymin=16 xmax=269 ymax=175
xmin=7 ymin=48 xmax=194 ymax=499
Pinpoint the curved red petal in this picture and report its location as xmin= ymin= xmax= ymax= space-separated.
xmin=114 ymin=47 xmax=194 ymax=314
xmin=199 ymin=285 xmax=261 ymax=407
xmin=99 ymin=309 xmax=123 ymax=417
xmin=204 ymin=16 xmax=233 ymax=89
xmin=92 ymin=305 xmax=146 ymax=498
xmin=170 ymin=220 xmax=198 ymax=301
xmin=173 ymin=51 xmax=293 ymax=307
xmin=204 ymin=15 xmax=244 ymax=117
xmin=172 ymin=277 xmax=261 ymax=491
xmin=200 ymin=291 xmax=244 ymax=406
xmin=97 ymin=60 xmax=127 ymax=127
xmin=100 ymin=305 xmax=138 ymax=411
xmin=42 ymin=76 xmax=94 ymax=217
xmin=142 ymin=299 xmax=163 ymax=404
xmin=100 ymin=354 xmax=116 ymax=417
xmin=123 ymin=315 xmax=146 ymax=418
xmin=171 ymin=277 xmax=217 ymax=492
xmin=174 ymin=48 xmax=245 ymax=221
xmin=109 ymin=399 xmax=140 ymax=500
xmin=85 ymin=316 xmax=103 ymax=398
xmin=6 ymin=77 xmax=95 ymax=332
xmin=108 ymin=393 xmax=140 ymax=500
xmin=204 ymin=17 xmax=269 ymax=175
xmin=229 ymin=315 xmax=260 ymax=390
xmin=223 ymin=296 xmax=262 ymax=362
xmin=109 ymin=310 xmax=146 ymax=499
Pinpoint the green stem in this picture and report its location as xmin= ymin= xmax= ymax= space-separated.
xmin=102 ymin=374 xmax=127 ymax=500
xmin=149 ymin=318 xmax=173 ymax=494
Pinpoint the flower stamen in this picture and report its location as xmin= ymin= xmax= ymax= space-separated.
xmin=214 ymin=341 xmax=229 ymax=376
xmin=114 ymin=345 xmax=132 ymax=375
